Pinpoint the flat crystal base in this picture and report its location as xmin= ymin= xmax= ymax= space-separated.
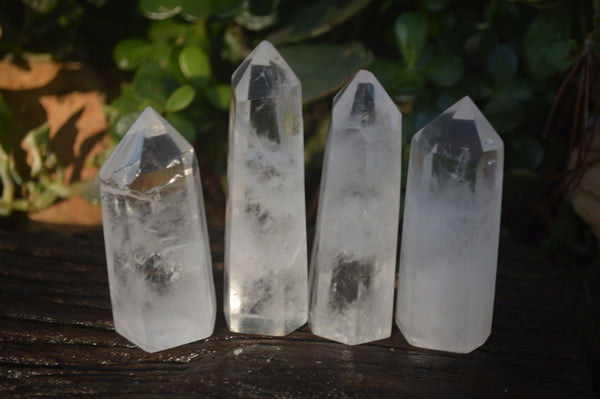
xmin=227 ymin=313 xmax=306 ymax=336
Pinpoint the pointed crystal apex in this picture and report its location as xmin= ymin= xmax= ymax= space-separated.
xmin=99 ymin=107 xmax=193 ymax=188
xmin=415 ymin=96 xmax=502 ymax=164
xmin=231 ymin=40 xmax=300 ymax=101
xmin=332 ymin=69 xmax=400 ymax=130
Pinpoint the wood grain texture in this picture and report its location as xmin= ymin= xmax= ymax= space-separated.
xmin=0 ymin=229 xmax=596 ymax=398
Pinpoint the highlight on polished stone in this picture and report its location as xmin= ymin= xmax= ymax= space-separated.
xmin=99 ymin=107 xmax=216 ymax=353
xmin=309 ymin=70 xmax=402 ymax=345
xmin=396 ymin=96 xmax=503 ymax=353
xmin=224 ymin=40 xmax=308 ymax=335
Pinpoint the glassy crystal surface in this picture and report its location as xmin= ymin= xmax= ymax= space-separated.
xmin=225 ymin=41 xmax=308 ymax=335
xmin=100 ymin=107 xmax=216 ymax=353
xmin=309 ymin=70 xmax=402 ymax=345
xmin=396 ymin=96 xmax=503 ymax=353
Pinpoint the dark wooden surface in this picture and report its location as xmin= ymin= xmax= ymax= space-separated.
xmin=0 ymin=229 xmax=596 ymax=398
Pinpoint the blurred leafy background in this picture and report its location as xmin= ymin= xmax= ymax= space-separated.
xmin=0 ymin=0 xmax=599 ymax=385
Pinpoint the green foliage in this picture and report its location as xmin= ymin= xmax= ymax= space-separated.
xmin=372 ymin=0 xmax=585 ymax=207
xmin=166 ymin=85 xmax=196 ymax=112
xmin=394 ymin=12 xmax=428 ymax=68
xmin=524 ymin=5 xmax=573 ymax=79
xmin=0 ymin=0 xmax=597 ymax=260
xmin=105 ymin=0 xmax=376 ymax=192
xmin=178 ymin=45 xmax=211 ymax=84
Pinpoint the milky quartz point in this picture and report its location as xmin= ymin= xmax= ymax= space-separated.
xmin=225 ymin=41 xmax=308 ymax=335
xmin=309 ymin=70 xmax=402 ymax=345
xmin=396 ymin=96 xmax=503 ymax=353
xmin=100 ymin=107 xmax=216 ymax=353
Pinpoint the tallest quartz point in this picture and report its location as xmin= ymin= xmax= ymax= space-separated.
xmin=225 ymin=41 xmax=308 ymax=335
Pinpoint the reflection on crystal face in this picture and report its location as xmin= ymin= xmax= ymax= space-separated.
xmin=396 ymin=96 xmax=503 ymax=353
xmin=100 ymin=107 xmax=216 ymax=353
xmin=225 ymin=41 xmax=308 ymax=336
xmin=350 ymin=83 xmax=375 ymax=123
xmin=309 ymin=70 xmax=402 ymax=345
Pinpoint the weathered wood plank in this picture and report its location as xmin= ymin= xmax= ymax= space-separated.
xmin=0 ymin=230 xmax=596 ymax=398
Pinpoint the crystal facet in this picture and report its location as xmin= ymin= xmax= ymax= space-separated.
xmin=100 ymin=107 xmax=216 ymax=353
xmin=309 ymin=70 xmax=402 ymax=345
xmin=225 ymin=41 xmax=308 ymax=335
xmin=396 ymin=96 xmax=503 ymax=353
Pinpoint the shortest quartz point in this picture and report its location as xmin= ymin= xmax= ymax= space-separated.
xmin=100 ymin=107 xmax=216 ymax=353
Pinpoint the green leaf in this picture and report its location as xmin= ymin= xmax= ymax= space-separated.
xmin=487 ymin=44 xmax=518 ymax=82
xmin=425 ymin=0 xmax=452 ymax=11
xmin=113 ymin=112 xmax=141 ymax=141
xmin=424 ymin=55 xmax=463 ymax=87
xmin=394 ymin=12 xmax=428 ymax=67
xmin=180 ymin=0 xmax=212 ymax=21
xmin=370 ymin=59 xmax=401 ymax=89
xmin=235 ymin=0 xmax=279 ymax=31
xmin=371 ymin=59 xmax=425 ymax=98
xmin=165 ymin=113 xmax=196 ymax=142
xmin=182 ymin=21 xmax=211 ymax=51
xmin=110 ymin=84 xmax=142 ymax=118
xmin=524 ymin=7 xmax=571 ymax=80
xmin=148 ymin=19 xmax=189 ymax=43
xmin=113 ymin=38 xmax=152 ymax=71
xmin=279 ymin=44 xmax=373 ymax=103
xmin=166 ymin=85 xmax=196 ymax=112
xmin=139 ymin=0 xmax=182 ymax=19
xmin=546 ymin=39 xmax=577 ymax=72
xmin=22 ymin=0 xmax=59 ymax=13
xmin=497 ymin=79 xmax=534 ymax=101
xmin=132 ymin=64 xmax=168 ymax=110
xmin=0 ymin=95 xmax=11 ymax=155
xmin=205 ymin=84 xmax=231 ymax=110
xmin=211 ymin=0 xmax=244 ymax=17
xmin=267 ymin=0 xmax=371 ymax=45
xmin=483 ymin=97 xmax=523 ymax=132
xmin=22 ymin=124 xmax=51 ymax=177
xmin=82 ymin=177 xmax=100 ymax=205
xmin=179 ymin=45 xmax=212 ymax=85
xmin=392 ymin=68 xmax=426 ymax=96
xmin=509 ymin=135 xmax=544 ymax=169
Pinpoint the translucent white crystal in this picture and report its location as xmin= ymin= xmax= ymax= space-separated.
xmin=224 ymin=41 xmax=308 ymax=335
xmin=100 ymin=107 xmax=216 ymax=353
xmin=396 ymin=96 xmax=503 ymax=353
xmin=309 ymin=70 xmax=402 ymax=345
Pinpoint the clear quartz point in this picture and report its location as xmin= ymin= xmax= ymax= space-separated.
xmin=224 ymin=40 xmax=308 ymax=335
xmin=99 ymin=107 xmax=216 ymax=353
xmin=309 ymin=70 xmax=403 ymax=345
xmin=396 ymin=96 xmax=504 ymax=353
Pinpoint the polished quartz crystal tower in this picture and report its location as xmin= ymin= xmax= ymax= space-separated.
xmin=309 ymin=70 xmax=402 ymax=345
xmin=396 ymin=96 xmax=503 ymax=353
xmin=225 ymin=41 xmax=308 ymax=335
xmin=100 ymin=107 xmax=216 ymax=353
